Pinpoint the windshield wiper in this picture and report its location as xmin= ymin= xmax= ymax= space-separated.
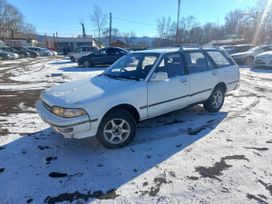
xmin=102 ymin=73 xmax=140 ymax=81
xmin=117 ymin=75 xmax=141 ymax=81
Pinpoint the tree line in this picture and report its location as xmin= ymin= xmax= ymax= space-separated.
xmin=155 ymin=0 xmax=272 ymax=46
xmin=0 ymin=0 xmax=36 ymax=39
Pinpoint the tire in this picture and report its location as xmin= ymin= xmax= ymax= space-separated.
xmin=245 ymin=56 xmax=254 ymax=65
xmin=97 ymin=109 xmax=136 ymax=148
xmin=83 ymin=60 xmax=91 ymax=67
xmin=203 ymin=86 xmax=225 ymax=113
xmin=70 ymin=56 xmax=75 ymax=62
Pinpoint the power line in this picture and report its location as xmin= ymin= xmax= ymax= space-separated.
xmin=112 ymin=16 xmax=156 ymax=26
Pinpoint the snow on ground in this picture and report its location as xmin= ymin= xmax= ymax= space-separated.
xmin=0 ymin=58 xmax=272 ymax=204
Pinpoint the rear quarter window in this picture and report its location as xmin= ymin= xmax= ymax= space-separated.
xmin=207 ymin=51 xmax=232 ymax=67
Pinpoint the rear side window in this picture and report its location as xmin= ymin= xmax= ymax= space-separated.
xmin=184 ymin=52 xmax=208 ymax=74
xmin=207 ymin=51 xmax=231 ymax=67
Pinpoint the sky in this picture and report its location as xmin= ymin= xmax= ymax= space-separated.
xmin=9 ymin=0 xmax=257 ymax=38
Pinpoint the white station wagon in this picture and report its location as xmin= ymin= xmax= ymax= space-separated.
xmin=36 ymin=47 xmax=240 ymax=148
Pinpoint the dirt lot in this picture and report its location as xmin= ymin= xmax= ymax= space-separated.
xmin=0 ymin=57 xmax=272 ymax=203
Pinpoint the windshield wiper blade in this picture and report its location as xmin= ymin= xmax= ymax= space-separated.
xmin=102 ymin=73 xmax=140 ymax=81
xmin=118 ymin=76 xmax=141 ymax=81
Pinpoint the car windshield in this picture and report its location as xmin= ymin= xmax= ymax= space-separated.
xmin=103 ymin=53 xmax=159 ymax=80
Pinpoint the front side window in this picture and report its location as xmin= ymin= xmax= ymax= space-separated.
xmin=207 ymin=51 xmax=231 ymax=67
xmin=155 ymin=53 xmax=185 ymax=78
xmin=184 ymin=52 xmax=208 ymax=74
xmin=103 ymin=53 xmax=159 ymax=80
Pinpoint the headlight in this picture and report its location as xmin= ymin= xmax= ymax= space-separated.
xmin=52 ymin=107 xmax=87 ymax=118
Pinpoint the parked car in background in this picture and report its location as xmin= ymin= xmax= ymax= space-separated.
xmin=0 ymin=46 xmax=29 ymax=58
xmin=0 ymin=49 xmax=13 ymax=60
xmin=36 ymin=46 xmax=239 ymax=148
xmin=68 ymin=46 xmax=98 ymax=62
xmin=43 ymin=48 xmax=57 ymax=56
xmin=0 ymin=48 xmax=19 ymax=59
xmin=254 ymin=51 xmax=272 ymax=67
xmin=231 ymin=44 xmax=254 ymax=54
xmin=231 ymin=45 xmax=272 ymax=65
xmin=26 ymin=46 xmax=52 ymax=56
xmin=13 ymin=47 xmax=39 ymax=58
xmin=220 ymin=45 xmax=234 ymax=54
xmin=77 ymin=47 xmax=128 ymax=67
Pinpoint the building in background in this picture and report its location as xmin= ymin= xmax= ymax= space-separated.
xmin=1 ymin=38 xmax=37 ymax=47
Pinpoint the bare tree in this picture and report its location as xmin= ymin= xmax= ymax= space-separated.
xmin=90 ymin=4 xmax=108 ymax=39
xmin=123 ymin=31 xmax=136 ymax=48
xmin=0 ymin=0 xmax=36 ymax=38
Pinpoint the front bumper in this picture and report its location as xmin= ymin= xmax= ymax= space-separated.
xmin=36 ymin=100 xmax=98 ymax=139
xmin=254 ymin=58 xmax=272 ymax=67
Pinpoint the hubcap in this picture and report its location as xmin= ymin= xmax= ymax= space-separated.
xmin=103 ymin=119 xmax=131 ymax=144
xmin=212 ymin=90 xmax=223 ymax=109
xmin=83 ymin=60 xmax=90 ymax=67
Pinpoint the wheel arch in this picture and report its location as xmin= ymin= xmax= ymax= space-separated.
xmin=102 ymin=103 xmax=140 ymax=123
xmin=214 ymin=82 xmax=227 ymax=93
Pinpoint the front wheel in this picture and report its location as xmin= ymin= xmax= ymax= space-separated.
xmin=97 ymin=110 xmax=136 ymax=148
xmin=83 ymin=60 xmax=91 ymax=67
xmin=203 ymin=87 xmax=225 ymax=113
xmin=70 ymin=56 xmax=75 ymax=62
xmin=245 ymin=56 xmax=254 ymax=65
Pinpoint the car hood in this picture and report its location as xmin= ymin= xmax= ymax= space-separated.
xmin=42 ymin=75 xmax=137 ymax=106
xmin=231 ymin=51 xmax=254 ymax=57
xmin=256 ymin=51 xmax=272 ymax=58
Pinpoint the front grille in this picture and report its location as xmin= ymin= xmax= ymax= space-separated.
xmin=42 ymin=101 xmax=52 ymax=112
xmin=255 ymin=59 xmax=265 ymax=65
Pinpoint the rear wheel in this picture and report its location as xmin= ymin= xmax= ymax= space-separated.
xmin=245 ymin=56 xmax=254 ymax=65
xmin=97 ymin=110 xmax=136 ymax=148
xmin=204 ymin=86 xmax=225 ymax=113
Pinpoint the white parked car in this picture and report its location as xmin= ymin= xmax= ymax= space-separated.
xmin=36 ymin=47 xmax=240 ymax=148
xmin=43 ymin=48 xmax=57 ymax=56
xmin=26 ymin=47 xmax=53 ymax=56
xmin=231 ymin=45 xmax=272 ymax=65
xmin=254 ymin=51 xmax=272 ymax=67
xmin=68 ymin=46 xmax=98 ymax=62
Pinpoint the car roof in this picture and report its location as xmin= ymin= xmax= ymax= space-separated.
xmin=132 ymin=47 xmax=219 ymax=54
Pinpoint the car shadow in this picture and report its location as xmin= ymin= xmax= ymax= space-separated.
xmin=49 ymin=59 xmax=75 ymax=65
xmin=0 ymin=105 xmax=227 ymax=203
xmin=250 ymin=67 xmax=272 ymax=73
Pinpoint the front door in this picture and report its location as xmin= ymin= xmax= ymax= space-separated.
xmin=147 ymin=53 xmax=190 ymax=118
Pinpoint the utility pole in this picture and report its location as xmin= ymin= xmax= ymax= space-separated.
xmin=81 ymin=23 xmax=86 ymax=38
xmin=109 ymin=12 xmax=112 ymax=46
xmin=176 ymin=0 xmax=181 ymax=44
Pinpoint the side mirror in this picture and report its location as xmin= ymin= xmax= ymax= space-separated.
xmin=150 ymin=72 xmax=168 ymax=82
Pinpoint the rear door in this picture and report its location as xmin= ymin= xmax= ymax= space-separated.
xmin=147 ymin=52 xmax=190 ymax=118
xmin=184 ymin=51 xmax=216 ymax=104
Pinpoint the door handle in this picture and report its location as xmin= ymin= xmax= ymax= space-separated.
xmin=180 ymin=78 xmax=187 ymax=83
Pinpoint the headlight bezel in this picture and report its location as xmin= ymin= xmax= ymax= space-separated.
xmin=51 ymin=106 xmax=87 ymax=118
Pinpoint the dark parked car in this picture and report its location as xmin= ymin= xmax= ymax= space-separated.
xmin=0 ymin=50 xmax=12 ymax=60
xmin=13 ymin=47 xmax=38 ymax=58
xmin=0 ymin=46 xmax=29 ymax=58
xmin=77 ymin=47 xmax=128 ymax=67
